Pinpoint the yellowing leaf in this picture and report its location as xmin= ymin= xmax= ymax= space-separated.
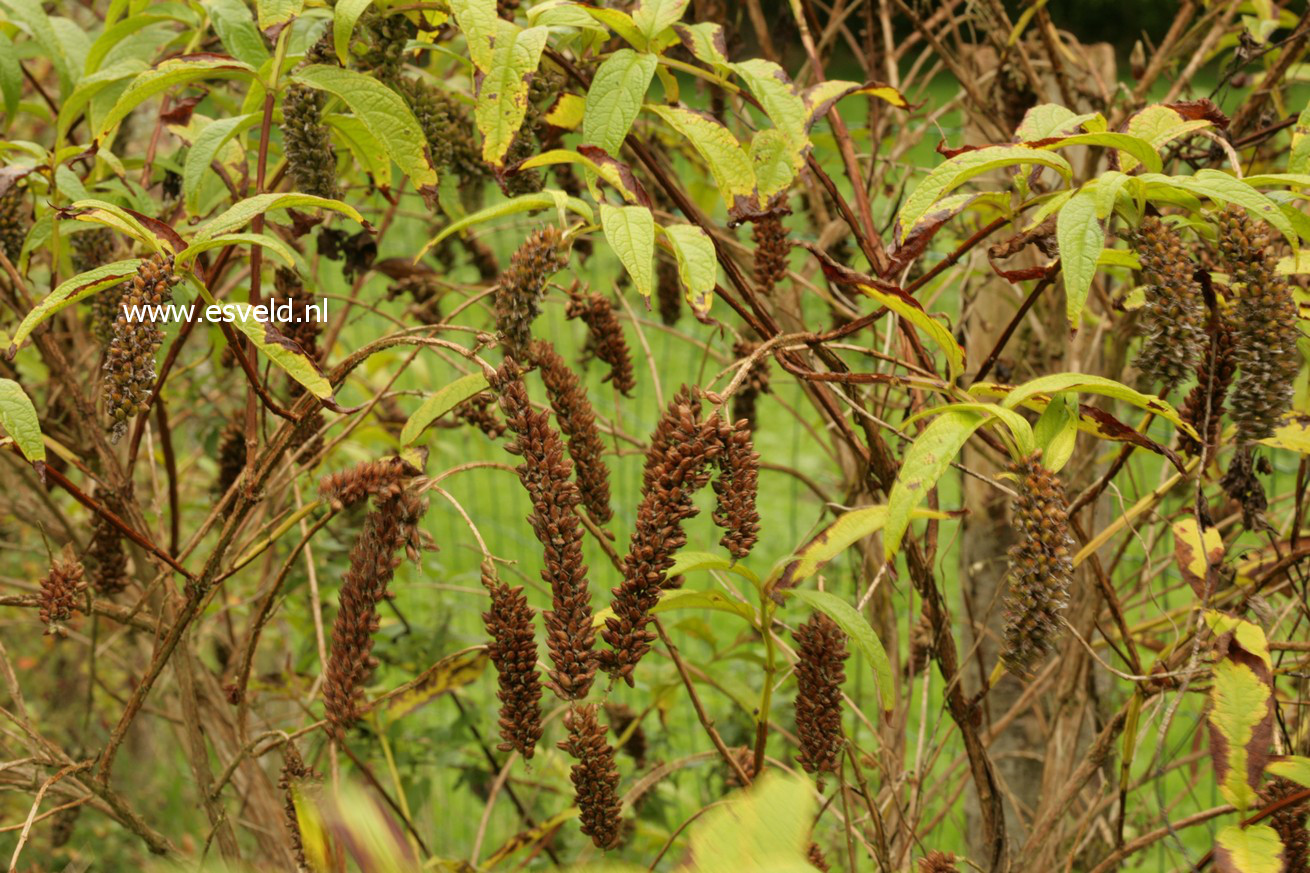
xmin=400 ymin=372 xmax=489 ymax=446
xmin=632 ymin=0 xmax=688 ymax=40
xmin=449 ymin=0 xmax=497 ymax=73
xmin=95 ymin=54 xmax=256 ymax=143
xmin=1213 ymin=824 xmax=1284 ymax=873
xmin=650 ymin=588 xmax=755 ymax=622
xmin=9 ymin=259 xmax=143 ymax=352
xmin=332 ymin=0 xmax=375 ymax=64
xmin=600 ymin=204 xmax=655 ymax=298
xmin=544 ymin=92 xmax=585 ymax=129
xmin=1268 ymin=755 xmax=1310 ymax=788
xmin=647 ymin=104 xmax=757 ymax=217
xmin=1260 ymin=413 xmax=1310 ymax=453
xmin=383 ymin=649 xmax=489 ymax=719
xmin=1015 ymin=104 xmax=1100 ymax=140
xmin=416 ymin=191 xmax=592 ymax=258
xmin=1173 ymin=516 xmax=1225 ymax=598
xmin=474 ymin=22 xmax=548 ymax=168
xmin=772 ymin=505 xmax=947 ymax=592
xmin=1000 ymin=372 xmax=1198 ymax=440
xmin=689 ymin=772 xmax=816 ymax=873
xmin=1209 ymin=658 xmax=1272 ymax=812
xmin=659 ymin=222 xmax=717 ymax=315
xmin=195 ymin=193 xmax=365 ymax=241
xmin=256 ymin=0 xmax=303 ymax=30
xmin=731 ymin=59 xmax=807 ymax=171
xmin=227 ymin=305 xmax=334 ymax=401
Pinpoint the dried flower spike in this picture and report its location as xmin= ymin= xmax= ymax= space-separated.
xmin=558 ymin=704 xmax=623 ymax=850
xmin=752 ymin=210 xmax=790 ymax=295
xmin=38 ymin=546 xmax=86 ymax=633
xmin=656 ymin=256 xmax=681 ymax=326
xmin=283 ymin=84 xmax=339 ymax=200
xmin=1215 ymin=205 xmax=1301 ymax=442
xmin=454 ymin=393 xmax=506 ymax=439
xmin=495 ymin=227 xmax=568 ymax=361
xmin=1000 ymin=454 xmax=1074 ymax=678
xmin=323 ymin=479 xmax=427 ymax=735
xmin=71 ymin=228 xmax=122 ymax=343
xmin=711 ymin=417 xmax=760 ymax=560
xmin=103 ymin=254 xmax=178 ymax=439
xmin=88 ymin=488 xmax=129 ymax=595
xmin=601 ymin=388 xmax=721 ymax=684
xmin=496 ymin=361 xmax=598 ymax=699
xmin=1258 ymin=776 xmax=1309 ymax=873
xmin=482 ymin=562 xmax=544 ymax=759
xmin=565 ymin=292 xmax=636 ymax=396
xmin=793 ymin=612 xmax=847 ymax=786
xmin=1177 ymin=317 xmax=1235 ymax=460
xmin=531 ymin=340 xmax=613 ymax=524
xmin=318 ymin=456 xmax=415 ymax=511
xmin=1126 ymin=217 xmax=1205 ymax=390
xmin=215 ymin=420 xmax=246 ymax=496
xmin=918 ymin=851 xmax=961 ymax=873
xmin=0 ymin=182 xmax=29 ymax=261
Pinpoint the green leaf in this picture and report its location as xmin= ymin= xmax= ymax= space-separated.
xmin=0 ymin=0 xmax=72 ymax=93
xmin=647 ymin=104 xmax=756 ymax=215
xmin=473 ymin=21 xmax=547 ymax=168
xmin=399 ymin=372 xmax=489 ymax=446
xmin=194 ymin=192 xmax=365 ymax=242
xmin=0 ymin=32 xmax=26 ymax=124
xmin=631 ymin=0 xmax=687 ymax=39
xmin=449 ymin=0 xmax=498 ymax=73
xmin=517 ymin=148 xmax=643 ymax=204
xmin=897 ymin=146 xmax=1073 ymax=243
xmin=772 ymin=505 xmax=901 ymax=590
xmin=205 ymin=0 xmax=270 ymax=68
xmin=581 ymin=6 xmax=647 ymax=50
xmin=1290 ymin=103 xmax=1310 ymax=176
xmin=600 ymin=203 xmax=655 ymax=299
xmin=227 ymin=301 xmax=334 ymax=401
xmin=293 ymin=64 xmax=438 ymax=199
xmin=176 ymin=232 xmax=297 ymax=268
xmin=787 ymin=589 xmax=894 ymax=713
xmin=651 ymin=588 xmax=755 ymax=623
xmin=1124 ymin=104 xmax=1210 ymax=171
xmin=255 ymin=0 xmax=303 ymax=31
xmin=659 ymin=222 xmax=717 ymax=316
xmin=332 ymin=0 xmax=374 ymax=64
xmin=1140 ymin=170 xmax=1297 ymax=248
xmin=1210 ymin=658 xmax=1273 ymax=812
xmin=749 ymin=128 xmax=795 ymax=201
xmin=731 ymin=59 xmax=807 ymax=172
xmin=183 ymin=112 xmax=258 ymax=214
xmin=885 ymin=409 xmax=988 ymax=558
xmin=0 ymin=379 xmax=45 ymax=463
xmin=7 ymin=259 xmax=142 ymax=352
xmin=1213 ymin=824 xmax=1284 ymax=873
xmin=1041 ymin=132 xmax=1161 ymax=174
xmin=902 ymin=401 xmax=1035 ymax=456
xmin=322 ymin=113 xmax=393 ymax=191
xmin=1015 ymin=104 xmax=1098 ymax=140
xmin=1057 ymin=187 xmax=1104 ymax=330
xmin=688 ymin=772 xmax=817 ymax=873
xmin=57 ymin=60 xmax=147 ymax=137
xmin=1032 ymin=393 xmax=1078 ymax=472
xmin=416 ymin=190 xmax=592 ymax=258
xmin=64 ymin=200 xmax=168 ymax=252
xmin=581 ymin=49 xmax=657 ymax=158
xmin=999 ymin=372 xmax=1197 ymax=439
xmin=95 ymin=54 xmax=256 ymax=143
xmin=664 ymin=549 xmax=761 ymax=587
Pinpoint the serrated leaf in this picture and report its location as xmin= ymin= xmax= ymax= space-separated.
xmin=1015 ymin=104 xmax=1098 ymax=140
xmin=884 ymin=409 xmax=988 ymax=558
xmin=897 ymin=146 xmax=1072 ymax=243
xmin=731 ymin=59 xmax=807 ymax=172
xmin=651 ymin=588 xmax=755 ymax=622
xmin=293 ymin=64 xmax=438 ymax=198
xmin=450 ymin=0 xmax=497 ymax=72
xmin=647 ymin=103 xmax=757 ymax=216
xmin=1140 ymin=170 xmax=1297 ymax=248
xmin=1213 ymin=824 xmax=1284 ymax=873
xmin=659 ymin=222 xmax=716 ymax=315
xmin=1173 ymin=516 xmax=1224 ymax=598
xmin=195 ymin=192 xmax=365 ymax=242
xmin=0 ymin=0 xmax=72 ymax=93
xmin=95 ymin=54 xmax=255 ymax=143
xmin=581 ymin=49 xmax=656 ymax=158
xmin=333 ymin=0 xmax=374 ymax=64
xmin=749 ymin=128 xmax=796 ymax=200
xmin=256 ymin=0 xmax=303 ymax=30
xmin=176 ymin=232 xmax=297 ymax=268
xmin=1000 ymin=372 xmax=1197 ymax=439
xmin=183 ymin=112 xmax=258 ymax=214
xmin=787 ymin=589 xmax=894 ymax=713
xmin=384 ymin=650 xmax=489 ymax=719
xmin=416 ymin=190 xmax=592 ymax=258
xmin=229 ymin=307 xmax=334 ymax=401
xmin=400 ymin=372 xmax=489 ymax=446
xmin=473 ymin=22 xmax=547 ymax=168
xmin=9 ymin=260 xmax=142 ymax=352
xmin=1124 ymin=104 xmax=1210 ymax=171
xmin=1057 ymin=187 xmax=1104 ymax=330
xmin=1210 ymin=657 xmax=1273 ymax=812
xmin=1267 ymin=756 xmax=1310 ymax=787
xmin=600 ymin=203 xmax=655 ymax=298
xmin=517 ymin=148 xmax=644 ymax=204
xmin=205 ymin=0 xmax=270 ymax=67
xmin=0 ymin=379 xmax=44 ymax=463
xmin=632 ymin=0 xmax=687 ymax=39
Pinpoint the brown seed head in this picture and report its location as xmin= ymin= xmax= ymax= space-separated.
xmin=558 ymin=704 xmax=623 ymax=850
xmin=793 ymin=612 xmax=848 ymax=786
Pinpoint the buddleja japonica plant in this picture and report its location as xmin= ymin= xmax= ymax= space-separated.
xmin=0 ymin=0 xmax=1308 ymax=870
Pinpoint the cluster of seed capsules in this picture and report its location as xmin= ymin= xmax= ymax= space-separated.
xmin=103 ymin=254 xmax=178 ymax=437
